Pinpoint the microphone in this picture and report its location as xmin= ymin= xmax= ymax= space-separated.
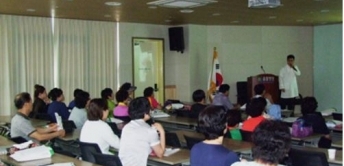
xmin=261 ymin=66 xmax=266 ymax=74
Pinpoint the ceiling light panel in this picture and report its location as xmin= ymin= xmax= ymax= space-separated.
xmin=148 ymin=0 xmax=217 ymax=8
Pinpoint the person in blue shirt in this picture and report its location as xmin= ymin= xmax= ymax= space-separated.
xmin=190 ymin=105 xmax=240 ymax=166
xmin=47 ymin=88 xmax=70 ymax=123
xmin=68 ymin=88 xmax=83 ymax=110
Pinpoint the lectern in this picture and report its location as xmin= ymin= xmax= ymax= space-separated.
xmin=247 ymin=74 xmax=279 ymax=103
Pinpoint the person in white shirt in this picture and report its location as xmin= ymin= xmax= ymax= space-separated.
xmin=231 ymin=120 xmax=291 ymax=166
xmin=119 ymin=97 xmax=166 ymax=166
xmin=80 ymin=98 xmax=120 ymax=154
xmin=279 ymin=54 xmax=301 ymax=116
xmin=68 ymin=91 xmax=90 ymax=129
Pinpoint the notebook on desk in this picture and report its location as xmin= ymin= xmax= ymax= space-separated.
xmin=151 ymin=110 xmax=170 ymax=118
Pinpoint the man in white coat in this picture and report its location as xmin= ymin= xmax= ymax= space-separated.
xmin=279 ymin=54 xmax=301 ymax=116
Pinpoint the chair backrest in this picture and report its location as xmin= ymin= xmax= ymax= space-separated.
xmin=165 ymin=132 xmax=182 ymax=148
xmin=184 ymin=135 xmax=203 ymax=150
xmin=93 ymin=152 xmax=122 ymax=166
xmin=79 ymin=142 xmax=101 ymax=163
xmin=175 ymin=109 xmax=191 ymax=117
xmin=0 ymin=125 xmax=10 ymax=138
xmin=240 ymin=129 xmax=253 ymax=142
xmin=62 ymin=120 xmax=77 ymax=133
xmin=107 ymin=122 xmax=121 ymax=138
xmin=10 ymin=136 xmax=28 ymax=144
xmin=332 ymin=113 xmax=342 ymax=121
xmin=36 ymin=113 xmax=52 ymax=121
xmin=289 ymin=148 xmax=329 ymax=166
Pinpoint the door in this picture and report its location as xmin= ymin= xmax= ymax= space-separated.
xmin=132 ymin=38 xmax=164 ymax=104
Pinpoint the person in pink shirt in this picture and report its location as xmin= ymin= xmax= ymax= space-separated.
xmin=143 ymin=87 xmax=162 ymax=110
xmin=113 ymin=90 xmax=131 ymax=122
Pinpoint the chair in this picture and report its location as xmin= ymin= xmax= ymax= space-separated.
xmin=240 ymin=129 xmax=253 ymax=142
xmin=36 ymin=113 xmax=52 ymax=121
xmin=79 ymin=142 xmax=101 ymax=163
xmin=288 ymin=148 xmax=329 ymax=166
xmin=332 ymin=113 xmax=342 ymax=121
xmin=175 ymin=109 xmax=191 ymax=117
xmin=62 ymin=120 xmax=77 ymax=133
xmin=54 ymin=138 xmax=81 ymax=157
xmin=184 ymin=135 xmax=203 ymax=150
xmin=0 ymin=125 xmax=10 ymax=138
xmin=10 ymin=136 xmax=28 ymax=144
xmin=107 ymin=122 xmax=121 ymax=138
xmin=93 ymin=152 xmax=122 ymax=166
xmin=166 ymin=132 xmax=182 ymax=148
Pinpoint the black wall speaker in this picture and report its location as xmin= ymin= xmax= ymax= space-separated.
xmin=168 ymin=27 xmax=185 ymax=53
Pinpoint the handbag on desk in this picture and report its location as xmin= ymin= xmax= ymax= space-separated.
xmin=291 ymin=118 xmax=313 ymax=138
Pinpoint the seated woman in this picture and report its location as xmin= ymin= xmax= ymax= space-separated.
xmin=80 ymin=98 xmax=120 ymax=154
xmin=232 ymin=120 xmax=291 ymax=166
xmin=227 ymin=110 xmax=242 ymax=140
xmin=144 ymin=87 xmax=162 ymax=110
xmin=31 ymin=84 xmax=50 ymax=119
xmin=241 ymin=97 xmax=267 ymax=132
xmin=68 ymin=91 xmax=90 ymax=129
xmin=113 ymin=90 xmax=131 ymax=122
xmin=300 ymin=97 xmax=331 ymax=146
xmin=190 ymin=89 xmax=207 ymax=118
xmin=101 ymin=88 xmax=115 ymax=118
xmin=191 ymin=106 xmax=239 ymax=166
xmin=47 ymin=88 xmax=70 ymax=123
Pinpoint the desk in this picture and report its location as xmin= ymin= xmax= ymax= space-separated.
xmin=332 ymin=140 xmax=343 ymax=148
xmin=110 ymin=146 xmax=190 ymax=166
xmin=154 ymin=116 xmax=198 ymax=131
xmin=148 ymin=149 xmax=190 ymax=166
xmin=0 ymin=136 xmax=99 ymax=166
xmin=173 ymin=130 xmax=253 ymax=152
xmin=293 ymin=146 xmax=343 ymax=165
xmin=0 ymin=116 xmax=49 ymax=127
xmin=291 ymin=133 xmax=323 ymax=142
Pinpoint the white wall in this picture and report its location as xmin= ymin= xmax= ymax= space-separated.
xmin=118 ymin=23 xmax=315 ymax=103
xmin=182 ymin=25 xmax=314 ymax=103
xmin=314 ymin=24 xmax=342 ymax=111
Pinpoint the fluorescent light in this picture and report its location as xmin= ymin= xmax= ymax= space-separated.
xmin=231 ymin=20 xmax=239 ymax=23
xmin=320 ymin=9 xmax=330 ymax=13
xmin=212 ymin=13 xmax=221 ymax=16
xmin=104 ymin=14 xmax=111 ymax=18
xmin=105 ymin=2 xmax=122 ymax=6
xmin=296 ymin=19 xmax=304 ymax=22
xmin=180 ymin=9 xmax=194 ymax=13
xmin=269 ymin=16 xmax=277 ymax=19
xmin=147 ymin=0 xmax=217 ymax=8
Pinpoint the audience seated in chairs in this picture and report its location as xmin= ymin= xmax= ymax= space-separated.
xmin=80 ymin=98 xmax=120 ymax=154
xmin=189 ymin=89 xmax=207 ymax=119
xmin=11 ymin=92 xmax=65 ymax=143
xmin=300 ymin=97 xmax=332 ymax=148
xmin=190 ymin=106 xmax=239 ymax=166
xmin=113 ymin=89 xmax=131 ymax=123
xmin=232 ymin=120 xmax=291 ymax=166
xmin=242 ymin=97 xmax=267 ymax=132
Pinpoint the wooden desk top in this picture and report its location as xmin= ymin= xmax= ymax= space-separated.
xmin=293 ymin=146 xmax=343 ymax=164
xmin=149 ymin=149 xmax=190 ymax=165
xmin=0 ymin=153 xmax=99 ymax=166
xmin=291 ymin=133 xmax=323 ymax=141
xmin=0 ymin=115 xmax=49 ymax=127
xmin=155 ymin=115 xmax=198 ymax=126
xmin=332 ymin=140 xmax=343 ymax=148
xmin=173 ymin=130 xmax=253 ymax=152
xmin=110 ymin=146 xmax=190 ymax=166
xmin=0 ymin=136 xmax=99 ymax=166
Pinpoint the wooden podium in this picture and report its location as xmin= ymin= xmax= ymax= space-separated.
xmin=247 ymin=74 xmax=279 ymax=103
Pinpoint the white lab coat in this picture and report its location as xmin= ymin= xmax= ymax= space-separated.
xmin=279 ymin=65 xmax=301 ymax=98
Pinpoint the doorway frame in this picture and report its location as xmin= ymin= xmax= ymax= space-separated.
xmin=132 ymin=37 xmax=165 ymax=102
